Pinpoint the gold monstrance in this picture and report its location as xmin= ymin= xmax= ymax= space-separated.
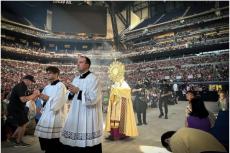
xmin=108 ymin=60 xmax=125 ymax=83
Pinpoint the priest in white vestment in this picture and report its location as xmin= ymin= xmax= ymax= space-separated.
xmin=34 ymin=66 xmax=67 ymax=153
xmin=60 ymin=56 xmax=103 ymax=153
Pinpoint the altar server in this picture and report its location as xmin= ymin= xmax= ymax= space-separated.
xmin=60 ymin=56 xmax=103 ymax=153
xmin=34 ymin=66 xmax=67 ymax=153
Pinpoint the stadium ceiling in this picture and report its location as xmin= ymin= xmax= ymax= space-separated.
xmin=104 ymin=1 xmax=134 ymax=13
xmin=18 ymin=1 xmax=104 ymax=7
xmin=20 ymin=1 xmax=135 ymax=13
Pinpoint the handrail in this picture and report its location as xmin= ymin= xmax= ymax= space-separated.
xmin=1 ymin=18 xmax=49 ymax=33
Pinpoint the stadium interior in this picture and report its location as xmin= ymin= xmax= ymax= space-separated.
xmin=1 ymin=1 xmax=229 ymax=153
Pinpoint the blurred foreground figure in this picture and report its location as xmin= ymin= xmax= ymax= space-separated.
xmin=161 ymin=127 xmax=227 ymax=153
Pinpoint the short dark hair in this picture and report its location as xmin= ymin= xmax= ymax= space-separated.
xmin=46 ymin=66 xmax=60 ymax=75
xmin=189 ymin=98 xmax=209 ymax=118
xmin=161 ymin=131 xmax=176 ymax=149
xmin=80 ymin=56 xmax=91 ymax=68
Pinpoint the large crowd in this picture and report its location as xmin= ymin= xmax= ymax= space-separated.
xmin=124 ymin=22 xmax=228 ymax=55
xmin=122 ymin=6 xmax=228 ymax=58
xmin=125 ymin=52 xmax=229 ymax=87
xmin=1 ymin=59 xmax=110 ymax=101
xmin=2 ymin=51 xmax=228 ymax=101
xmin=1 ymin=42 xmax=115 ymax=59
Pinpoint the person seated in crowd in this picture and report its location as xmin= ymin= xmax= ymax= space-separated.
xmin=217 ymin=90 xmax=229 ymax=111
xmin=185 ymin=97 xmax=211 ymax=132
xmin=161 ymin=127 xmax=227 ymax=153
xmin=209 ymin=109 xmax=229 ymax=151
xmin=185 ymin=90 xmax=196 ymax=116
xmin=186 ymin=90 xmax=216 ymax=127
xmin=186 ymin=90 xmax=196 ymax=103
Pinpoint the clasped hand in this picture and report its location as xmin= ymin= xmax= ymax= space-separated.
xmin=68 ymin=83 xmax=79 ymax=94
xmin=33 ymin=90 xmax=49 ymax=101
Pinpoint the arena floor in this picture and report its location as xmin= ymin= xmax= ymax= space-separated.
xmin=1 ymin=101 xmax=218 ymax=153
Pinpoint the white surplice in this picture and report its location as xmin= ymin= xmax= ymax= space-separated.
xmin=34 ymin=81 xmax=68 ymax=139
xmin=60 ymin=72 xmax=103 ymax=147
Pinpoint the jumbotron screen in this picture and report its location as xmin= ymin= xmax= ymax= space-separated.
xmin=52 ymin=4 xmax=107 ymax=35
